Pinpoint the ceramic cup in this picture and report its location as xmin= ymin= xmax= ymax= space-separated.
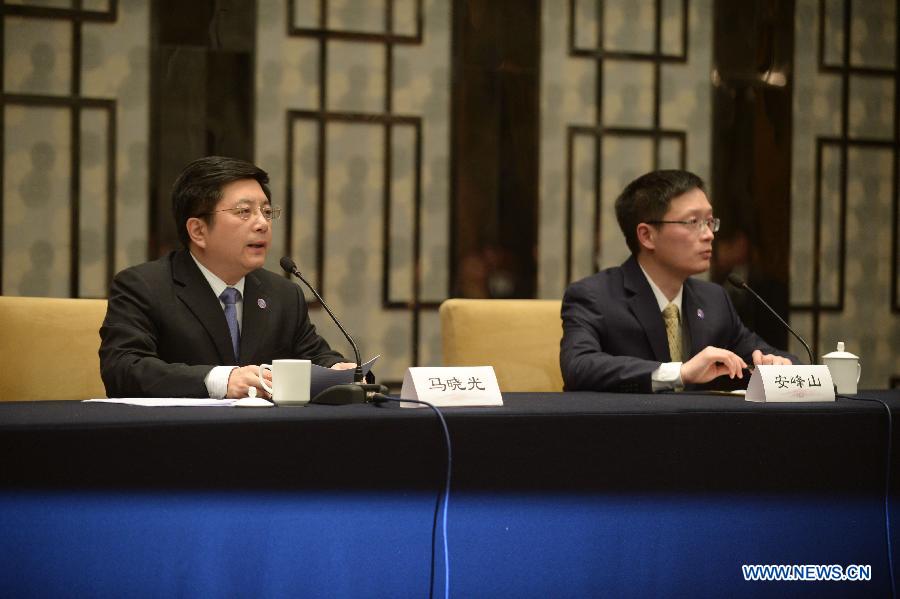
xmin=822 ymin=342 xmax=861 ymax=395
xmin=258 ymin=359 xmax=311 ymax=405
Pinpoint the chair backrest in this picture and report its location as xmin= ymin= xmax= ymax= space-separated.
xmin=439 ymin=298 xmax=564 ymax=392
xmin=0 ymin=296 xmax=108 ymax=401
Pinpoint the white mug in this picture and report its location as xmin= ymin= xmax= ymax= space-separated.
xmin=258 ymin=359 xmax=311 ymax=406
xmin=822 ymin=342 xmax=861 ymax=395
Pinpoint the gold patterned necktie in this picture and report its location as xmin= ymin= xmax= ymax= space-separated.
xmin=662 ymin=303 xmax=682 ymax=362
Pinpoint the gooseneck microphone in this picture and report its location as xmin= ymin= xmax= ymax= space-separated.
xmin=281 ymin=256 xmax=367 ymax=405
xmin=727 ymin=273 xmax=815 ymax=365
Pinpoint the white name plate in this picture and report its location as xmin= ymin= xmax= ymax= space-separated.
xmin=745 ymin=365 xmax=835 ymax=402
xmin=400 ymin=366 xmax=503 ymax=408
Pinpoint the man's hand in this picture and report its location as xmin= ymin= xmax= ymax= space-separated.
xmin=680 ymin=346 xmax=748 ymax=385
xmin=226 ymin=365 xmax=272 ymax=399
xmin=330 ymin=362 xmax=357 ymax=371
xmin=751 ymin=350 xmax=792 ymax=366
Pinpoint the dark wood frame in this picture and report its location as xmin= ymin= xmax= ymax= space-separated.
xmin=285 ymin=0 xmax=430 ymax=374
xmin=790 ymin=0 xmax=900 ymax=386
xmin=564 ymin=0 xmax=689 ymax=283
xmin=0 ymin=1 xmax=118 ymax=297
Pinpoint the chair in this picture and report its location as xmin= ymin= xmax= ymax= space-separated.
xmin=439 ymin=298 xmax=564 ymax=392
xmin=0 ymin=296 xmax=108 ymax=401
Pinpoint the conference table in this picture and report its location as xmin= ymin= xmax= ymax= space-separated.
xmin=1 ymin=390 xmax=898 ymax=598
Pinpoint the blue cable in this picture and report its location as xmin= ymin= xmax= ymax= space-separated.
xmin=846 ymin=394 xmax=896 ymax=598
xmin=373 ymin=395 xmax=452 ymax=599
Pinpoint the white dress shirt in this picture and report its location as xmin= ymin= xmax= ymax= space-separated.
xmin=637 ymin=263 xmax=685 ymax=392
xmin=190 ymin=252 xmax=246 ymax=398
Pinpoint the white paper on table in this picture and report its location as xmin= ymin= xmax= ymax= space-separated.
xmin=83 ymin=398 xmax=238 ymax=407
xmin=84 ymin=356 xmax=379 ymax=407
xmin=84 ymin=397 xmax=275 ymax=407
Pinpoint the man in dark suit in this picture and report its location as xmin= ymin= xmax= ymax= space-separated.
xmin=560 ymin=170 xmax=795 ymax=393
xmin=100 ymin=156 xmax=355 ymax=398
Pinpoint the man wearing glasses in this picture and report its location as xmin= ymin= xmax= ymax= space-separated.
xmin=100 ymin=156 xmax=355 ymax=398
xmin=560 ymin=169 xmax=796 ymax=393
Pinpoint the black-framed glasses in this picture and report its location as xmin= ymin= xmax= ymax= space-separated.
xmin=645 ymin=217 xmax=720 ymax=233
xmin=203 ymin=204 xmax=282 ymax=222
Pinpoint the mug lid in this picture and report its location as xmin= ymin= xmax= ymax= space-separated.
xmin=822 ymin=341 xmax=858 ymax=359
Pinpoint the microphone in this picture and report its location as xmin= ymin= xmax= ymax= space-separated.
xmin=281 ymin=256 xmax=367 ymax=405
xmin=727 ymin=273 xmax=814 ymax=365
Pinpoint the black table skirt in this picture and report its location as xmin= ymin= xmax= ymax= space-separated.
xmin=2 ymin=391 xmax=897 ymax=494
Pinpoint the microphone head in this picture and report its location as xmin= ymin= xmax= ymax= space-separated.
xmin=727 ymin=273 xmax=747 ymax=289
xmin=280 ymin=256 xmax=297 ymax=274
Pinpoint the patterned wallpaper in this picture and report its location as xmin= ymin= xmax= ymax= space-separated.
xmin=1 ymin=0 xmax=895 ymax=387
xmin=256 ymin=0 xmax=450 ymax=382
xmin=1 ymin=0 xmax=149 ymax=298
xmin=791 ymin=0 xmax=899 ymax=388
xmin=539 ymin=0 xmax=713 ymax=297
xmin=541 ymin=0 xmax=897 ymax=387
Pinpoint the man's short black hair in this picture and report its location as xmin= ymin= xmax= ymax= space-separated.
xmin=614 ymin=169 xmax=707 ymax=255
xmin=171 ymin=156 xmax=272 ymax=248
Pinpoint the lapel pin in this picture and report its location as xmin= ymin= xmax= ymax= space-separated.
xmin=697 ymin=308 xmax=704 ymax=319
xmin=258 ymin=298 xmax=267 ymax=309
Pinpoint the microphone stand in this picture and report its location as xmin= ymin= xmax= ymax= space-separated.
xmin=282 ymin=257 xmax=369 ymax=405
xmin=727 ymin=274 xmax=815 ymax=365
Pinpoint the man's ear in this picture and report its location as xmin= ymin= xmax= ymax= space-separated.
xmin=636 ymin=223 xmax=656 ymax=252
xmin=186 ymin=217 xmax=208 ymax=249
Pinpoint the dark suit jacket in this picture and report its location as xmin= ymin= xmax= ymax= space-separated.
xmin=560 ymin=256 xmax=797 ymax=393
xmin=100 ymin=250 xmax=346 ymax=397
